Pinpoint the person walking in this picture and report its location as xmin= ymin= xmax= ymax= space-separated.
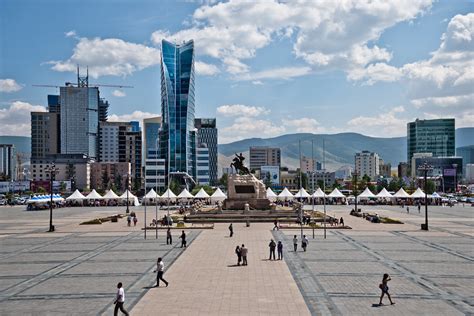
xmin=302 ymin=235 xmax=308 ymax=252
xmin=133 ymin=215 xmax=138 ymax=226
xmin=379 ymin=273 xmax=394 ymax=305
xmin=268 ymin=239 xmax=276 ymax=260
xmin=406 ymin=206 xmax=409 ymax=214
xmin=293 ymin=235 xmax=298 ymax=252
xmin=273 ymin=220 xmax=279 ymax=230
xmin=113 ymin=282 xmax=129 ymax=316
xmin=418 ymin=203 xmax=421 ymax=213
xmin=340 ymin=217 xmax=344 ymax=227
xmin=154 ymin=257 xmax=169 ymax=287
xmin=235 ymin=245 xmax=242 ymax=266
xmin=180 ymin=230 xmax=187 ymax=248
xmin=126 ymin=215 xmax=131 ymax=227
xmin=277 ymin=241 xmax=283 ymax=260
xmin=229 ymin=223 xmax=233 ymax=237
xmin=240 ymin=244 xmax=248 ymax=266
xmin=166 ymin=227 xmax=172 ymax=245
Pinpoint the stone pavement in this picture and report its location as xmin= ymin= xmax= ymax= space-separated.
xmin=133 ymin=222 xmax=310 ymax=316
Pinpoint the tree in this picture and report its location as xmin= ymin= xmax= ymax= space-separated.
xmin=218 ymin=173 xmax=228 ymax=188
xmin=169 ymin=179 xmax=180 ymax=195
xmin=317 ymin=180 xmax=324 ymax=189
xmin=37 ymin=186 xmax=47 ymax=194
xmin=102 ymin=169 xmax=109 ymax=191
xmin=426 ymin=180 xmax=436 ymax=194
xmin=191 ymin=185 xmax=214 ymax=196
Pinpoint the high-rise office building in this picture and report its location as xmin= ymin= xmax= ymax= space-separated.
xmin=98 ymin=98 xmax=109 ymax=122
xmin=143 ymin=117 xmax=162 ymax=159
xmin=47 ymin=95 xmax=60 ymax=113
xmin=0 ymin=144 xmax=16 ymax=181
xmin=456 ymin=145 xmax=474 ymax=175
xmin=196 ymin=144 xmax=210 ymax=185
xmin=249 ymin=147 xmax=281 ymax=171
xmin=195 ymin=118 xmax=218 ymax=185
xmin=31 ymin=112 xmax=60 ymax=159
xmin=99 ymin=121 xmax=142 ymax=186
xmin=60 ymin=85 xmax=99 ymax=159
xmin=300 ymin=155 xmax=316 ymax=173
xmin=158 ymin=39 xmax=196 ymax=182
xmin=355 ymin=151 xmax=380 ymax=180
xmin=407 ymin=118 xmax=455 ymax=170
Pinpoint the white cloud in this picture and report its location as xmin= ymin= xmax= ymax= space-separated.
xmin=347 ymin=63 xmax=403 ymax=85
xmin=283 ymin=118 xmax=321 ymax=133
xmin=411 ymin=94 xmax=474 ymax=109
xmin=0 ymin=101 xmax=46 ymax=136
xmin=0 ymin=79 xmax=23 ymax=92
xmin=220 ymin=116 xmax=285 ymax=143
xmin=112 ymin=90 xmax=126 ymax=97
xmin=151 ymin=0 xmax=432 ymax=80
xmin=236 ymin=66 xmax=311 ymax=81
xmin=108 ymin=111 xmax=160 ymax=123
xmin=48 ymin=37 xmax=161 ymax=78
xmin=347 ymin=106 xmax=407 ymax=137
xmin=216 ymin=104 xmax=270 ymax=117
xmin=195 ymin=61 xmax=220 ymax=75
xmin=65 ymin=30 xmax=77 ymax=38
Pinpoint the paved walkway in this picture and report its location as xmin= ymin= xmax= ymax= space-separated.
xmin=132 ymin=223 xmax=310 ymax=315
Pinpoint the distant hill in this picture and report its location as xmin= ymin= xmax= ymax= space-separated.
xmin=219 ymin=127 xmax=474 ymax=171
xmin=0 ymin=136 xmax=30 ymax=154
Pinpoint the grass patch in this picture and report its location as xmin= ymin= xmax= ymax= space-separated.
xmin=80 ymin=218 xmax=102 ymax=225
xmin=380 ymin=217 xmax=403 ymax=224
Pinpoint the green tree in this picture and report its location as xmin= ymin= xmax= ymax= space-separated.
xmin=169 ymin=179 xmax=180 ymax=195
xmin=191 ymin=185 xmax=215 ymax=196
xmin=317 ymin=180 xmax=324 ymax=189
xmin=218 ymin=173 xmax=228 ymax=188
xmin=102 ymin=170 xmax=109 ymax=191
xmin=426 ymin=180 xmax=436 ymax=194
xmin=37 ymin=186 xmax=47 ymax=194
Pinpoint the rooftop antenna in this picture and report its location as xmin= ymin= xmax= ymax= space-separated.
xmin=77 ymin=65 xmax=89 ymax=87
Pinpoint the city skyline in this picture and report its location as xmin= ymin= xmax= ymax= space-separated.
xmin=0 ymin=0 xmax=472 ymax=143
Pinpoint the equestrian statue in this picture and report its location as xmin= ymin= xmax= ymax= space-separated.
xmin=230 ymin=152 xmax=250 ymax=174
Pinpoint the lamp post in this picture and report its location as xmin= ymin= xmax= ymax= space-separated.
xmin=155 ymin=137 xmax=159 ymax=239
xmin=452 ymin=163 xmax=458 ymax=193
xmin=45 ymin=163 xmax=59 ymax=232
xmin=418 ymin=162 xmax=432 ymax=231
xmin=353 ymin=172 xmax=359 ymax=214
xmin=125 ymin=173 xmax=130 ymax=214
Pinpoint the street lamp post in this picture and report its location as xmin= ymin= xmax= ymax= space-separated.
xmin=125 ymin=173 xmax=130 ymax=214
xmin=353 ymin=172 xmax=359 ymax=214
xmin=418 ymin=162 xmax=432 ymax=231
xmin=452 ymin=164 xmax=458 ymax=193
xmin=45 ymin=163 xmax=59 ymax=232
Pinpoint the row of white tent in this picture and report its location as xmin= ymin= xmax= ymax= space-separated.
xmin=27 ymin=194 xmax=64 ymax=204
xmin=266 ymin=187 xmax=440 ymax=201
xmin=65 ymin=187 xmax=228 ymax=203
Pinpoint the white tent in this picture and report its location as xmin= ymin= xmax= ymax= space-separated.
xmin=431 ymin=192 xmax=442 ymax=199
xmin=376 ymin=188 xmax=393 ymax=198
xmin=393 ymin=188 xmax=410 ymax=198
xmin=178 ymin=188 xmax=194 ymax=199
xmin=266 ymin=187 xmax=278 ymax=201
xmin=358 ymin=187 xmax=376 ymax=199
xmin=312 ymin=188 xmax=326 ymax=198
xmin=86 ymin=189 xmax=103 ymax=200
xmin=194 ymin=188 xmax=210 ymax=199
xmin=294 ymin=187 xmax=310 ymax=198
xmin=278 ymin=187 xmax=294 ymax=199
xmin=160 ymin=188 xmax=177 ymax=200
xmin=211 ymin=187 xmax=227 ymax=202
xmin=103 ymin=189 xmax=119 ymax=200
xmin=120 ymin=190 xmax=136 ymax=201
xmin=328 ymin=188 xmax=346 ymax=198
xmin=66 ymin=189 xmax=85 ymax=201
xmin=143 ymin=188 xmax=159 ymax=202
xmin=411 ymin=187 xmax=426 ymax=198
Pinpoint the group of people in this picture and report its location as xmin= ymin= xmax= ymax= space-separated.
xmin=234 ymin=244 xmax=249 ymax=266
xmin=126 ymin=213 xmax=138 ymax=226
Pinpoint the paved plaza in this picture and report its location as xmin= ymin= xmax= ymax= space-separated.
xmin=0 ymin=204 xmax=472 ymax=315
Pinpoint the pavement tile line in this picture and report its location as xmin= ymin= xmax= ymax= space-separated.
xmin=332 ymin=230 xmax=473 ymax=315
xmin=0 ymin=232 xmax=142 ymax=302
xmin=272 ymin=230 xmax=342 ymax=316
xmin=392 ymin=231 xmax=474 ymax=262
xmin=98 ymin=231 xmax=201 ymax=316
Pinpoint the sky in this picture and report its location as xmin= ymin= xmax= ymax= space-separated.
xmin=0 ymin=0 xmax=473 ymax=143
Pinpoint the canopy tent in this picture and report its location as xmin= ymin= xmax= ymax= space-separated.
xmin=85 ymin=189 xmax=103 ymax=200
xmin=143 ymin=188 xmax=159 ymax=202
xmin=211 ymin=187 xmax=227 ymax=202
xmin=393 ymin=188 xmax=410 ymax=198
xmin=28 ymin=194 xmax=64 ymax=204
xmin=328 ymin=188 xmax=346 ymax=198
xmin=103 ymin=189 xmax=119 ymax=200
xmin=312 ymin=188 xmax=326 ymax=198
xmin=66 ymin=189 xmax=85 ymax=201
xmin=411 ymin=187 xmax=426 ymax=198
xmin=358 ymin=187 xmax=376 ymax=199
xmin=431 ymin=192 xmax=442 ymax=199
xmin=278 ymin=187 xmax=294 ymax=199
xmin=376 ymin=188 xmax=393 ymax=198
xmin=266 ymin=187 xmax=278 ymax=201
xmin=120 ymin=190 xmax=136 ymax=200
xmin=177 ymin=188 xmax=194 ymax=199
xmin=294 ymin=187 xmax=310 ymax=198
xmin=194 ymin=188 xmax=210 ymax=199
xmin=160 ymin=188 xmax=177 ymax=200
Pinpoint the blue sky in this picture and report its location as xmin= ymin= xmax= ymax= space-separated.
xmin=0 ymin=0 xmax=473 ymax=143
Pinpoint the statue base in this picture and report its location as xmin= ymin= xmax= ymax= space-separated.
xmin=224 ymin=174 xmax=270 ymax=210
xmin=224 ymin=198 xmax=271 ymax=210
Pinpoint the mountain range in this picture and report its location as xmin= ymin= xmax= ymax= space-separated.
xmin=1 ymin=127 xmax=473 ymax=172
xmin=218 ymin=127 xmax=474 ymax=171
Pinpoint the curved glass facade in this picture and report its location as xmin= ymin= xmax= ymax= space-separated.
xmin=159 ymin=40 xmax=196 ymax=179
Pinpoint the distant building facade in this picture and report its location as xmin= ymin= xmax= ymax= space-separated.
xmin=196 ymin=145 xmax=210 ymax=185
xmin=300 ymin=156 xmax=317 ymax=173
xmin=355 ymin=151 xmax=380 ymax=180
xmin=379 ymin=159 xmax=391 ymax=178
xmin=308 ymin=171 xmax=336 ymax=189
xmin=143 ymin=117 xmax=162 ymax=159
xmin=144 ymin=158 xmax=166 ymax=191
xmin=466 ymin=164 xmax=474 ymax=184
xmin=249 ymin=147 xmax=281 ymax=171
xmin=398 ymin=162 xmax=408 ymax=178
xmin=90 ymin=162 xmax=131 ymax=191
xmin=0 ymin=144 xmax=16 ymax=181
xmin=456 ymin=145 xmax=474 ymax=176
xmin=31 ymin=112 xmax=60 ymax=159
xmin=407 ymin=118 xmax=455 ymax=170
xmin=195 ymin=118 xmax=218 ymax=185
xmin=413 ymin=156 xmax=463 ymax=192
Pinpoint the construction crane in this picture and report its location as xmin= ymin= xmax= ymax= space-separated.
xmin=33 ymin=66 xmax=134 ymax=89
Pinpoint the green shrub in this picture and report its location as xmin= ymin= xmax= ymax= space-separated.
xmin=80 ymin=219 xmax=102 ymax=225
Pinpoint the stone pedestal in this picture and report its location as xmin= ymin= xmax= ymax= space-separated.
xmin=224 ymin=174 xmax=271 ymax=210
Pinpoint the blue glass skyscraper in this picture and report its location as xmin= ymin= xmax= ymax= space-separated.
xmin=159 ymin=39 xmax=196 ymax=180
